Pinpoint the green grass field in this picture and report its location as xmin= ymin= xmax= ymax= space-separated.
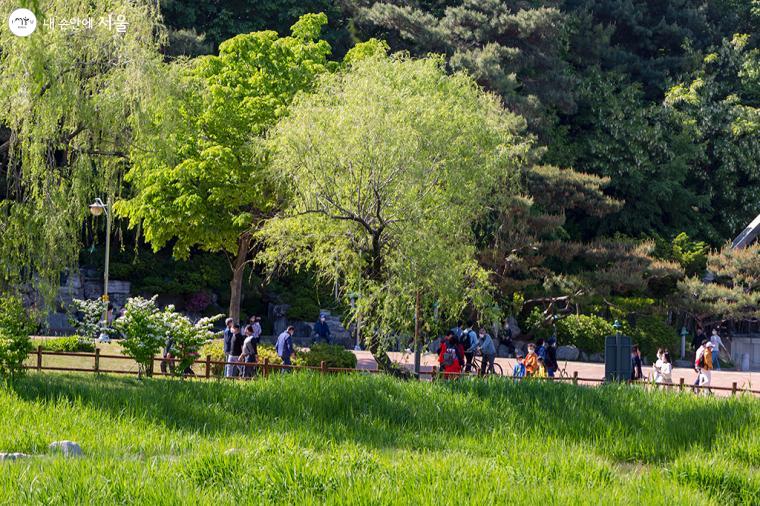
xmin=1 ymin=372 xmax=758 ymax=505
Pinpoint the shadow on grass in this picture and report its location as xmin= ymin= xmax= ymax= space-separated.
xmin=10 ymin=372 xmax=758 ymax=463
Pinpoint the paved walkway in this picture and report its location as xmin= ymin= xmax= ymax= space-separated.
xmin=353 ymin=351 xmax=760 ymax=396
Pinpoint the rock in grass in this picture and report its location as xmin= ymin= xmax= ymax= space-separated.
xmin=48 ymin=441 xmax=83 ymax=457
xmin=0 ymin=453 xmax=30 ymax=461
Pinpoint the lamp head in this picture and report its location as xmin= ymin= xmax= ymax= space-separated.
xmin=89 ymin=200 xmax=106 ymax=216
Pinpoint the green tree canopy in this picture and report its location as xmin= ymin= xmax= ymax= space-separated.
xmin=258 ymin=54 xmax=532 ymax=360
xmin=0 ymin=0 xmax=167 ymax=302
xmin=116 ymin=13 xmax=333 ymax=321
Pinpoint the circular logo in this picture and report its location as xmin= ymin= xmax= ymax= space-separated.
xmin=8 ymin=8 xmax=37 ymax=37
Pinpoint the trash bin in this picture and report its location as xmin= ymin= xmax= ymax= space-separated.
xmin=605 ymin=334 xmax=632 ymax=381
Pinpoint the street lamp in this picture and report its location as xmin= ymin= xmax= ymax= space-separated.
xmin=89 ymin=197 xmax=111 ymax=323
xmin=612 ymin=319 xmax=622 ymax=381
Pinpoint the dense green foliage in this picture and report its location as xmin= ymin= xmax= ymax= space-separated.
xmin=0 ymin=373 xmax=758 ymax=503
xmin=37 ymin=336 xmax=95 ymax=354
xmin=296 ymin=344 xmax=357 ymax=369
xmin=0 ymin=296 xmax=34 ymax=381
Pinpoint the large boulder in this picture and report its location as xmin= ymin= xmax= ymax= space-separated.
xmin=556 ymin=345 xmax=580 ymax=361
xmin=48 ymin=441 xmax=83 ymax=457
xmin=589 ymin=352 xmax=604 ymax=363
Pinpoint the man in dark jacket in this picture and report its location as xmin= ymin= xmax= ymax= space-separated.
xmin=225 ymin=324 xmax=244 ymax=378
xmin=313 ymin=314 xmax=331 ymax=344
xmin=545 ymin=336 xmax=559 ymax=377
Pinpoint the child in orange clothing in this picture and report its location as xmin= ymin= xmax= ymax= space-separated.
xmin=524 ymin=343 xmax=539 ymax=376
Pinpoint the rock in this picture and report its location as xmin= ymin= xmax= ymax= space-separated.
xmin=497 ymin=344 xmax=512 ymax=358
xmin=589 ymin=352 xmax=604 ymax=363
xmin=48 ymin=441 xmax=83 ymax=457
xmin=0 ymin=452 xmax=30 ymax=461
xmin=556 ymin=345 xmax=580 ymax=361
xmin=580 ymin=351 xmax=589 ymax=362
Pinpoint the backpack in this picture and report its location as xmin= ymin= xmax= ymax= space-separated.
xmin=442 ymin=347 xmax=457 ymax=367
xmin=697 ymin=352 xmax=706 ymax=369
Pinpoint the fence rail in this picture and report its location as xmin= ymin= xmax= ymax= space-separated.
xmin=24 ymin=346 xmax=760 ymax=396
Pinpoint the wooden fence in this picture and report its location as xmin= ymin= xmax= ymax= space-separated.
xmin=24 ymin=346 xmax=760 ymax=396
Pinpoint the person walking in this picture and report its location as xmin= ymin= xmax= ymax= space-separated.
xmin=630 ymin=345 xmax=643 ymax=381
xmin=249 ymin=315 xmax=262 ymax=340
xmin=477 ymin=328 xmax=497 ymax=376
xmin=438 ymin=331 xmax=462 ymax=378
xmin=545 ymin=337 xmax=559 ymax=378
xmin=709 ymin=329 xmax=727 ymax=371
xmin=657 ymin=350 xmax=673 ymax=386
xmin=240 ymin=324 xmax=260 ymax=378
xmin=225 ymin=324 xmax=244 ymax=378
xmin=692 ymin=326 xmax=706 ymax=352
xmin=462 ymin=321 xmax=479 ymax=373
xmin=693 ymin=340 xmax=708 ymax=391
xmin=222 ymin=317 xmax=234 ymax=377
xmin=276 ymin=326 xmax=296 ymax=372
xmin=313 ymin=314 xmax=331 ymax=344
xmin=698 ymin=342 xmax=714 ymax=392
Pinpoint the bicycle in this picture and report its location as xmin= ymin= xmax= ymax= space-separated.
xmin=470 ymin=355 xmax=504 ymax=376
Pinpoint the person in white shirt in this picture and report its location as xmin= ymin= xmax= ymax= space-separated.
xmin=709 ymin=329 xmax=727 ymax=371
xmin=656 ymin=350 xmax=673 ymax=386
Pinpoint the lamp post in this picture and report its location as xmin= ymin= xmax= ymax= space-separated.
xmin=89 ymin=197 xmax=111 ymax=323
xmin=680 ymin=326 xmax=689 ymax=359
xmin=612 ymin=319 xmax=622 ymax=381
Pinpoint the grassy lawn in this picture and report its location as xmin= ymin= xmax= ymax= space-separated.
xmin=0 ymin=372 xmax=758 ymax=505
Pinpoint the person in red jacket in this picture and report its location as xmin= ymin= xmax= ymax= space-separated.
xmin=438 ymin=331 xmax=462 ymax=378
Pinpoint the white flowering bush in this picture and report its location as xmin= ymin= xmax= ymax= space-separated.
xmin=160 ymin=307 xmax=222 ymax=377
xmin=113 ymin=296 xmax=165 ymax=378
xmin=70 ymin=298 xmax=107 ymax=341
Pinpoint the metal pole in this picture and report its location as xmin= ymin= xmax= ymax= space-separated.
xmin=103 ymin=197 xmax=111 ymax=324
xmin=414 ymin=290 xmax=421 ymax=377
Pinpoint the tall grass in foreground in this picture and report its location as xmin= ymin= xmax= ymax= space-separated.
xmin=0 ymin=372 xmax=757 ymax=505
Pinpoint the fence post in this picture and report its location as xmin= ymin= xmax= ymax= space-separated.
xmin=679 ymin=377 xmax=684 ymax=391
xmin=432 ymin=366 xmax=438 ymax=381
xmin=205 ymin=354 xmax=211 ymax=379
xmin=572 ymin=371 xmax=578 ymax=385
xmin=320 ymin=361 xmax=326 ymax=374
xmin=263 ymin=358 xmax=269 ymax=378
xmin=732 ymin=382 xmax=737 ymax=395
xmin=94 ymin=348 xmax=100 ymax=374
xmin=36 ymin=345 xmax=42 ymax=372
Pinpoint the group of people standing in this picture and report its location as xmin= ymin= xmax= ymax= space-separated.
xmin=437 ymin=321 xmax=497 ymax=377
xmin=512 ymin=338 xmax=560 ymax=378
xmin=223 ymin=316 xmax=263 ymax=378
xmin=222 ymin=316 xmax=298 ymax=377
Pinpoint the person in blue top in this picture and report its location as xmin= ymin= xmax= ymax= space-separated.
xmin=462 ymin=321 xmax=479 ymax=373
xmin=450 ymin=321 xmax=463 ymax=340
xmin=477 ymin=327 xmax=497 ymax=376
xmin=313 ymin=314 xmax=331 ymax=344
xmin=276 ymin=326 xmax=296 ymax=371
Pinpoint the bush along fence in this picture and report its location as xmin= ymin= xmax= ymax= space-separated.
xmin=22 ymin=346 xmax=760 ymax=397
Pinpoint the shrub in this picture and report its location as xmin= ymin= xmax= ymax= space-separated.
xmin=39 ymin=336 xmax=95 ymax=353
xmin=623 ymin=316 xmax=678 ymax=360
xmin=161 ymin=309 xmax=222 ymax=377
xmin=69 ymin=298 xmax=107 ymax=340
xmin=258 ymin=344 xmax=284 ymax=365
xmin=199 ymin=339 xmax=226 ymax=377
xmin=524 ymin=307 xmax=553 ymax=341
xmin=556 ymin=314 xmax=614 ymax=353
xmin=0 ymin=296 xmax=35 ymax=381
xmin=113 ymin=296 xmax=165 ymax=378
xmin=297 ymin=344 xmax=357 ymax=369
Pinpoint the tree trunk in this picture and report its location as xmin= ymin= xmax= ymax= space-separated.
xmin=228 ymin=233 xmax=251 ymax=323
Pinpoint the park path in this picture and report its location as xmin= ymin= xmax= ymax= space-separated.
xmin=353 ymin=350 xmax=760 ymax=396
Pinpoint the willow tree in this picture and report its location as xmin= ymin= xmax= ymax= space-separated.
xmin=0 ymin=0 xmax=167 ymax=301
xmin=116 ymin=13 xmax=332 ymax=322
xmin=258 ymin=53 xmax=531 ymax=365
